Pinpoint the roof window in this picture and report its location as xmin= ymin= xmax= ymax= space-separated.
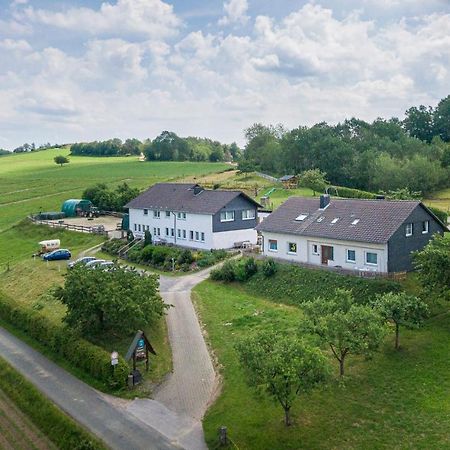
xmin=295 ymin=214 xmax=308 ymax=221
xmin=317 ymin=216 xmax=325 ymax=223
xmin=351 ymin=219 xmax=360 ymax=225
xmin=331 ymin=218 xmax=339 ymax=224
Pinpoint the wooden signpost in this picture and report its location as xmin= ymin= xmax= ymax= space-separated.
xmin=125 ymin=330 xmax=156 ymax=380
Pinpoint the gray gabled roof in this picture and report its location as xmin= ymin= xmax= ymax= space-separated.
xmin=125 ymin=183 xmax=260 ymax=215
xmin=256 ymin=196 xmax=441 ymax=244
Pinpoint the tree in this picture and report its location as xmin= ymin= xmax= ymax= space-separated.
xmin=298 ymin=169 xmax=328 ymax=195
xmin=302 ymin=289 xmax=386 ymax=376
xmin=144 ymin=229 xmax=152 ymax=247
xmin=56 ymin=266 xmax=168 ymax=336
xmin=237 ymin=159 xmax=256 ymax=173
xmin=413 ymin=234 xmax=450 ymax=301
xmin=403 ymin=105 xmax=434 ymax=143
xmin=373 ymin=292 xmax=428 ymax=349
xmin=54 ymin=155 xmax=69 ymax=167
xmin=235 ymin=330 xmax=328 ymax=426
xmin=433 ymin=95 xmax=450 ymax=142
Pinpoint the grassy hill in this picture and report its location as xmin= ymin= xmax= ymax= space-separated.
xmin=0 ymin=148 xmax=229 ymax=232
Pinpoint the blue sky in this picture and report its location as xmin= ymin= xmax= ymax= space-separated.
xmin=0 ymin=0 xmax=449 ymax=149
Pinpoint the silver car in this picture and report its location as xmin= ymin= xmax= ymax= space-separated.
xmin=68 ymin=256 xmax=97 ymax=269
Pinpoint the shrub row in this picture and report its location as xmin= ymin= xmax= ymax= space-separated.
xmin=103 ymin=239 xmax=230 ymax=272
xmin=334 ymin=186 xmax=378 ymax=199
xmin=211 ymin=257 xmax=401 ymax=306
xmin=428 ymin=206 xmax=448 ymax=225
xmin=0 ymin=292 xmax=129 ymax=389
xmin=0 ymin=357 xmax=105 ymax=449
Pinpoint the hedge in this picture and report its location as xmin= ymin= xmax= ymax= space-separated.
xmin=0 ymin=357 xmax=105 ymax=449
xmin=334 ymin=186 xmax=378 ymax=199
xmin=428 ymin=206 xmax=448 ymax=225
xmin=0 ymin=292 xmax=129 ymax=389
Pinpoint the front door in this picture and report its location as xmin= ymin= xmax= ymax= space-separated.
xmin=321 ymin=245 xmax=334 ymax=265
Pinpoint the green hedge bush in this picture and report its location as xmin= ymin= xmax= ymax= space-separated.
xmin=0 ymin=357 xmax=105 ymax=449
xmin=0 ymin=292 xmax=129 ymax=389
xmin=334 ymin=186 xmax=378 ymax=199
xmin=428 ymin=206 xmax=448 ymax=225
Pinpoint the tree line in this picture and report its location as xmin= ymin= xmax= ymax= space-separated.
xmin=239 ymin=95 xmax=450 ymax=196
xmin=70 ymin=132 xmax=242 ymax=162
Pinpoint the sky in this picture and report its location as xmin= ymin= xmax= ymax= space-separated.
xmin=0 ymin=0 xmax=449 ymax=150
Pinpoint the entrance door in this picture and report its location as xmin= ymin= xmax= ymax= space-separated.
xmin=321 ymin=245 xmax=334 ymax=265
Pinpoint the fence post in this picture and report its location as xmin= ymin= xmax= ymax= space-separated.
xmin=219 ymin=426 xmax=228 ymax=446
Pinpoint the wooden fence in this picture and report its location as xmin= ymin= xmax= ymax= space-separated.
xmin=28 ymin=216 xmax=109 ymax=237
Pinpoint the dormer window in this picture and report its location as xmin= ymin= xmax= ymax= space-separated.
xmin=331 ymin=218 xmax=339 ymax=224
xmin=351 ymin=219 xmax=360 ymax=225
xmin=295 ymin=214 xmax=308 ymax=221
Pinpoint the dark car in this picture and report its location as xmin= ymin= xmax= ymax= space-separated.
xmin=42 ymin=249 xmax=71 ymax=261
xmin=68 ymin=256 xmax=97 ymax=269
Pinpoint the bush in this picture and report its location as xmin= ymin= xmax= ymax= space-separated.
xmin=428 ymin=206 xmax=448 ymax=225
xmin=210 ymin=260 xmax=236 ymax=282
xmin=235 ymin=258 xmax=258 ymax=282
xmin=140 ymin=245 xmax=154 ymax=263
xmin=335 ymin=186 xmax=378 ymax=199
xmin=262 ymin=258 xmax=278 ymax=277
xmin=178 ymin=249 xmax=194 ymax=265
xmin=151 ymin=247 xmax=170 ymax=266
xmin=0 ymin=292 xmax=129 ymax=389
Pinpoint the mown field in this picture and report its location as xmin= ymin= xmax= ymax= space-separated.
xmin=194 ymin=281 xmax=450 ymax=450
xmin=0 ymin=148 xmax=229 ymax=232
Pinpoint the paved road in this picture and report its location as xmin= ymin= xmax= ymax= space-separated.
xmin=0 ymin=326 xmax=177 ymax=450
xmin=0 ymin=267 xmax=218 ymax=450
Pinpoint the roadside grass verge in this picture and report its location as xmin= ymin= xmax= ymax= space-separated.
xmin=194 ymin=280 xmax=450 ymax=450
xmin=0 ymin=356 xmax=106 ymax=449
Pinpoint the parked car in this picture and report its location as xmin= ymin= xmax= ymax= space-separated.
xmin=68 ymin=256 xmax=97 ymax=269
xmin=84 ymin=259 xmax=106 ymax=268
xmin=42 ymin=249 xmax=71 ymax=261
xmin=98 ymin=261 xmax=115 ymax=271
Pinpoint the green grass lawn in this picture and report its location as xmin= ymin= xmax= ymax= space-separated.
xmin=194 ymin=280 xmax=450 ymax=450
xmin=425 ymin=187 xmax=450 ymax=215
xmin=0 ymin=148 xmax=229 ymax=231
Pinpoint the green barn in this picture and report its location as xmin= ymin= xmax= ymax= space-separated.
xmin=61 ymin=199 xmax=92 ymax=217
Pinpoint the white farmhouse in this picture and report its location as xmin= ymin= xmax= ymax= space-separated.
xmin=256 ymin=194 xmax=446 ymax=273
xmin=125 ymin=183 xmax=260 ymax=250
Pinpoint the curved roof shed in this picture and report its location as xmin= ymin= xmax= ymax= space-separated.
xmin=61 ymin=199 xmax=92 ymax=217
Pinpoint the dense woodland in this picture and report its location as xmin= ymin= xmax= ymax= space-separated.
xmin=70 ymin=133 xmax=240 ymax=162
xmin=239 ymin=95 xmax=450 ymax=196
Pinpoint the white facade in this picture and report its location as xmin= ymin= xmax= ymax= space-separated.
xmin=261 ymin=231 xmax=388 ymax=273
xmin=129 ymin=207 xmax=257 ymax=250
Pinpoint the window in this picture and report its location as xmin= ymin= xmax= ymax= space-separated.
xmin=166 ymin=211 xmax=171 ymax=218
xmin=317 ymin=216 xmax=324 ymax=222
xmin=134 ymin=224 xmax=137 ymax=231
xmin=220 ymin=211 xmax=235 ymax=222
xmin=165 ymin=227 xmax=169 ymax=236
xmin=351 ymin=219 xmax=360 ymax=225
xmin=157 ymin=227 xmax=160 ymax=236
xmin=331 ymin=218 xmax=339 ymax=224
xmin=422 ymin=221 xmax=429 ymax=234
xmin=153 ymin=210 xmax=161 ymax=219
xmin=171 ymin=228 xmax=174 ymax=237
xmin=183 ymin=230 xmax=186 ymax=239
xmin=268 ymin=239 xmax=278 ymax=252
xmin=195 ymin=231 xmax=199 ymax=241
xmin=288 ymin=242 xmax=297 ymax=254
xmin=153 ymin=227 xmax=157 ymax=235
xmin=405 ymin=223 xmax=413 ymax=237
xmin=346 ymin=249 xmax=356 ymax=263
xmin=143 ymin=209 xmax=148 ymax=215
xmin=177 ymin=229 xmax=181 ymax=238
xmin=312 ymin=244 xmax=319 ymax=255
xmin=138 ymin=224 xmax=141 ymax=232
xmin=177 ymin=212 xmax=186 ymax=220
xmin=366 ymin=252 xmax=378 ymax=265
xmin=242 ymin=209 xmax=256 ymax=220
xmin=295 ymin=214 xmax=308 ymax=221
xmin=189 ymin=230 xmax=194 ymax=240
xmin=201 ymin=232 xmax=205 ymax=242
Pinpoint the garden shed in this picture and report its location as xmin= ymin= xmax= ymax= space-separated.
xmin=61 ymin=199 xmax=92 ymax=217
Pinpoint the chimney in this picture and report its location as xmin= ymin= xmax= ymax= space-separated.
xmin=319 ymin=194 xmax=330 ymax=209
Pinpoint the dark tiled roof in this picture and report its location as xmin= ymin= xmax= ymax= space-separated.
xmin=125 ymin=183 xmax=260 ymax=214
xmin=256 ymin=197 xmax=423 ymax=244
xmin=279 ymin=175 xmax=296 ymax=181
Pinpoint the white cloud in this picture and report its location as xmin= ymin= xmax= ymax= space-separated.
xmin=218 ymin=0 xmax=249 ymax=26
xmin=21 ymin=0 xmax=181 ymax=39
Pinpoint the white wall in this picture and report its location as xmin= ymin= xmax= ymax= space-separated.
xmin=129 ymin=208 xmax=257 ymax=250
xmin=261 ymin=231 xmax=388 ymax=273
xmin=212 ymin=228 xmax=258 ymax=249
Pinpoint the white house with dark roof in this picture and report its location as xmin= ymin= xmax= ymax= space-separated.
xmin=256 ymin=194 xmax=447 ymax=273
xmin=125 ymin=183 xmax=260 ymax=250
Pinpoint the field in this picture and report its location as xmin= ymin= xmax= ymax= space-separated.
xmin=194 ymin=281 xmax=450 ymax=450
xmin=426 ymin=187 xmax=450 ymax=215
xmin=0 ymin=388 xmax=55 ymax=450
xmin=0 ymin=148 xmax=229 ymax=232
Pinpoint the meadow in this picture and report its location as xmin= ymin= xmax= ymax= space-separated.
xmin=194 ymin=281 xmax=450 ymax=450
